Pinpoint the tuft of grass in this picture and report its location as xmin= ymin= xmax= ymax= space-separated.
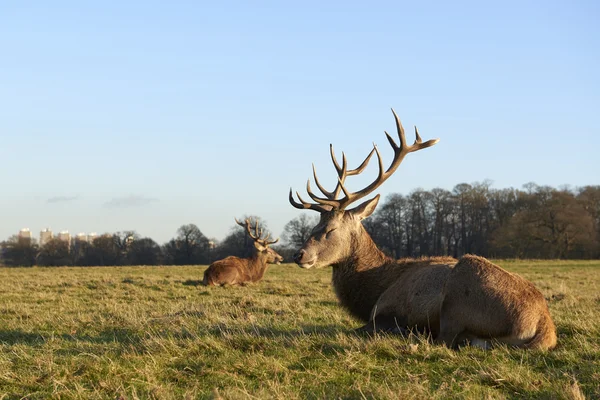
xmin=0 ymin=261 xmax=598 ymax=399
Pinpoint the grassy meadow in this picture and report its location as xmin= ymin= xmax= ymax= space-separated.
xmin=0 ymin=260 xmax=598 ymax=399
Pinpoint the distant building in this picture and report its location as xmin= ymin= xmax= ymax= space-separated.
xmin=58 ymin=231 xmax=71 ymax=246
xmin=87 ymin=232 xmax=98 ymax=244
xmin=75 ymin=233 xmax=88 ymax=242
xmin=18 ymin=228 xmax=33 ymax=245
xmin=40 ymin=228 xmax=53 ymax=247
xmin=18 ymin=228 xmax=32 ymax=240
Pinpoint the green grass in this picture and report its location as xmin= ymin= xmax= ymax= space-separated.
xmin=0 ymin=260 xmax=598 ymax=399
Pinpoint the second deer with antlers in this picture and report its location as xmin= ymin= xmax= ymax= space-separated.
xmin=290 ymin=109 xmax=556 ymax=350
xmin=203 ymin=218 xmax=283 ymax=286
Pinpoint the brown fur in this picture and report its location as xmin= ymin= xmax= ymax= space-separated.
xmin=436 ymin=254 xmax=557 ymax=349
xmin=202 ymin=249 xmax=282 ymax=286
xmin=294 ymin=200 xmax=556 ymax=350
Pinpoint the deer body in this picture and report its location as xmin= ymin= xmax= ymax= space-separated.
xmin=289 ymin=109 xmax=557 ymax=350
xmin=329 ymin=223 xmax=555 ymax=348
xmin=333 ymin=260 xmax=455 ymax=335
xmin=203 ymin=219 xmax=283 ymax=286
xmin=203 ymin=254 xmax=279 ymax=286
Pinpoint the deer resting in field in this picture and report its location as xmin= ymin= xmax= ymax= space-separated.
xmin=289 ymin=109 xmax=556 ymax=350
xmin=203 ymin=218 xmax=284 ymax=286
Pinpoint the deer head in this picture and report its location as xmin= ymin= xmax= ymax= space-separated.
xmin=289 ymin=109 xmax=439 ymax=269
xmin=235 ymin=218 xmax=284 ymax=264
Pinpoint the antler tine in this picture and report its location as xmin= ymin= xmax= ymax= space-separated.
xmin=235 ymin=217 xmax=246 ymax=228
xmin=347 ymin=147 xmax=376 ymax=176
xmin=328 ymin=145 xmax=376 ymax=198
xmin=329 ymin=147 xmax=347 ymax=200
xmin=236 ymin=217 xmax=259 ymax=241
xmin=260 ymin=234 xmax=279 ymax=246
xmin=312 ymin=164 xmax=334 ymax=199
xmin=289 ymin=188 xmax=332 ymax=213
xmin=330 ymin=144 xmax=343 ymax=173
xmin=311 ymin=146 xmax=349 ymax=201
xmin=238 ymin=218 xmax=259 ymax=241
xmin=391 ymin=108 xmax=439 ymax=154
xmin=306 ymin=178 xmax=342 ymax=208
xmin=254 ymin=219 xmax=260 ymax=240
xmin=258 ymin=224 xmax=265 ymax=241
xmin=250 ymin=220 xmax=279 ymax=247
xmin=292 ymin=142 xmax=378 ymax=212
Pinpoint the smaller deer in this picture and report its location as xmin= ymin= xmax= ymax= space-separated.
xmin=203 ymin=218 xmax=284 ymax=286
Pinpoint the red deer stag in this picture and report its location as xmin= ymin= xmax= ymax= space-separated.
xmin=289 ymin=109 xmax=556 ymax=350
xmin=203 ymin=218 xmax=284 ymax=286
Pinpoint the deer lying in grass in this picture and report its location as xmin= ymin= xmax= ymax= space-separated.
xmin=203 ymin=218 xmax=283 ymax=286
xmin=289 ymin=109 xmax=556 ymax=350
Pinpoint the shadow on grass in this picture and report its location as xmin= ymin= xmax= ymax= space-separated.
xmin=182 ymin=279 xmax=204 ymax=286
xmin=0 ymin=329 xmax=45 ymax=345
xmin=0 ymin=327 xmax=142 ymax=347
xmin=206 ymin=323 xmax=349 ymax=338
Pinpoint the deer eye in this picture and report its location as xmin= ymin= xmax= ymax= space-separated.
xmin=325 ymin=228 xmax=337 ymax=238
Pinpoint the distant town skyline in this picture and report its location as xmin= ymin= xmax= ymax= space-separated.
xmin=15 ymin=227 xmax=99 ymax=247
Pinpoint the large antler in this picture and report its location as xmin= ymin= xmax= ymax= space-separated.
xmin=235 ymin=218 xmax=279 ymax=246
xmin=289 ymin=108 xmax=439 ymax=212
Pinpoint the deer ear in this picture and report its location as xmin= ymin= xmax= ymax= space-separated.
xmin=253 ymin=241 xmax=267 ymax=251
xmin=348 ymin=195 xmax=380 ymax=220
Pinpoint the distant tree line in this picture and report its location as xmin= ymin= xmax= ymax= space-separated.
xmin=0 ymin=216 xmax=288 ymax=267
xmin=363 ymin=182 xmax=600 ymax=259
xmin=1 ymin=183 xmax=599 ymax=267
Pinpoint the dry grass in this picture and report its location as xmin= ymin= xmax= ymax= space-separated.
xmin=0 ymin=260 xmax=599 ymax=399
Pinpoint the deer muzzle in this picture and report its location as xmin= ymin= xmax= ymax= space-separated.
xmin=293 ymin=249 xmax=316 ymax=269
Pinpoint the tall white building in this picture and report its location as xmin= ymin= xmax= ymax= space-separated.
xmin=40 ymin=228 xmax=53 ymax=247
xmin=87 ymin=232 xmax=98 ymax=244
xmin=58 ymin=231 xmax=71 ymax=246
xmin=18 ymin=228 xmax=32 ymax=240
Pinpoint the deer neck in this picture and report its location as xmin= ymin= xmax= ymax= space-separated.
xmin=331 ymin=228 xmax=396 ymax=322
xmin=247 ymin=252 xmax=269 ymax=281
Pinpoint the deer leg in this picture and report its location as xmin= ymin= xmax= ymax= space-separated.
xmin=355 ymin=314 xmax=409 ymax=335
xmin=435 ymin=327 xmax=464 ymax=349
xmin=437 ymin=308 xmax=490 ymax=349
xmin=436 ymin=302 xmax=465 ymax=349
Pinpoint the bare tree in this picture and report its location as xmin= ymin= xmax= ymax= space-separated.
xmin=577 ymin=185 xmax=600 ymax=258
xmin=365 ymin=193 xmax=407 ymax=258
xmin=128 ymin=237 xmax=162 ymax=265
xmin=282 ymin=214 xmax=318 ymax=248
xmin=89 ymin=234 xmax=121 ymax=266
xmin=429 ymin=188 xmax=453 ymax=256
xmin=38 ymin=238 xmax=71 ymax=266
xmin=163 ymin=224 xmax=210 ymax=265
xmin=0 ymin=235 xmax=38 ymax=267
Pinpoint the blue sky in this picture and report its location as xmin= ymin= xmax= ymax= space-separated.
xmin=1 ymin=1 xmax=598 ymax=244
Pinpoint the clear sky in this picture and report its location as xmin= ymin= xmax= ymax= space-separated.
xmin=1 ymin=1 xmax=598 ymax=244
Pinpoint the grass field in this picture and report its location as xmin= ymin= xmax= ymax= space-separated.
xmin=0 ymin=260 xmax=598 ymax=399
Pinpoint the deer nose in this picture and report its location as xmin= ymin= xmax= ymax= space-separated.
xmin=293 ymin=249 xmax=306 ymax=264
